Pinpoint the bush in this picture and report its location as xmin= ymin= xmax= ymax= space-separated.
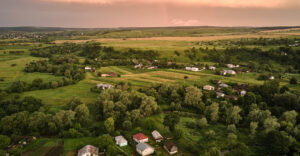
xmin=290 ymin=77 xmax=298 ymax=84
xmin=198 ymin=117 xmax=208 ymax=128
xmin=227 ymin=124 xmax=237 ymax=133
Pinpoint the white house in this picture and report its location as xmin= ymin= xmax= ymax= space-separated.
xmin=203 ymin=85 xmax=215 ymax=91
xmin=85 ymin=66 xmax=92 ymax=71
xmin=209 ymin=66 xmax=216 ymax=70
xmin=220 ymin=70 xmax=236 ymax=76
xmin=269 ymin=76 xmax=275 ymax=80
xmin=151 ymin=130 xmax=163 ymax=142
xmin=133 ymin=133 xmax=148 ymax=143
xmin=216 ymin=92 xmax=225 ymax=98
xmin=219 ymin=83 xmax=229 ymax=88
xmin=227 ymin=64 xmax=239 ymax=68
xmin=96 ymin=84 xmax=113 ymax=90
xmin=135 ymin=64 xmax=143 ymax=69
xmin=77 ymin=145 xmax=98 ymax=156
xmin=136 ymin=142 xmax=154 ymax=156
xmin=147 ymin=66 xmax=157 ymax=70
xmin=240 ymin=90 xmax=247 ymax=96
xmin=185 ymin=67 xmax=199 ymax=72
xmin=115 ymin=135 xmax=127 ymax=147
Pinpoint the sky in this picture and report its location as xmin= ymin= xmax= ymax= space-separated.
xmin=0 ymin=0 xmax=300 ymax=28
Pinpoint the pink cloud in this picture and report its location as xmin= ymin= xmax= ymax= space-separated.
xmin=171 ymin=19 xmax=201 ymax=26
xmin=43 ymin=0 xmax=300 ymax=8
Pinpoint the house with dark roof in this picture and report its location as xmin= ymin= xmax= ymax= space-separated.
xmin=164 ymin=141 xmax=178 ymax=155
xmin=136 ymin=142 xmax=154 ymax=156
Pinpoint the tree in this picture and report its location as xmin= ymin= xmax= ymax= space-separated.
xmin=205 ymin=102 xmax=219 ymax=123
xmin=226 ymin=106 xmax=242 ymax=125
xmin=198 ymin=117 xmax=208 ymax=128
xmin=0 ymin=135 xmax=11 ymax=149
xmin=139 ymin=96 xmax=158 ymax=116
xmin=122 ymin=120 xmax=132 ymax=130
xmin=205 ymin=130 xmax=215 ymax=141
xmin=280 ymin=110 xmax=298 ymax=125
xmin=184 ymin=86 xmax=203 ymax=107
xmin=227 ymin=124 xmax=237 ymax=133
xmin=208 ymin=146 xmax=221 ymax=156
xmin=66 ymin=97 xmax=82 ymax=110
xmin=74 ymin=104 xmax=90 ymax=126
xmin=163 ymin=112 xmax=180 ymax=131
xmin=244 ymin=92 xmax=256 ymax=105
xmin=97 ymin=134 xmax=114 ymax=150
xmin=250 ymin=122 xmax=258 ymax=135
xmin=290 ymin=77 xmax=298 ymax=84
xmin=264 ymin=116 xmax=280 ymax=133
xmin=227 ymin=133 xmax=237 ymax=148
xmin=264 ymin=130 xmax=294 ymax=155
xmin=104 ymin=117 xmax=115 ymax=134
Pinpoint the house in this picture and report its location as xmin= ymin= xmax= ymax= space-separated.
xmin=135 ymin=64 xmax=143 ymax=69
xmin=101 ymin=72 xmax=118 ymax=77
xmin=164 ymin=141 xmax=178 ymax=155
xmin=151 ymin=130 xmax=163 ymax=142
xmin=115 ymin=135 xmax=128 ymax=147
xmin=185 ymin=67 xmax=199 ymax=72
xmin=136 ymin=142 xmax=154 ymax=156
xmin=203 ymin=85 xmax=215 ymax=91
xmin=216 ymin=92 xmax=225 ymax=98
xmin=240 ymin=90 xmax=247 ymax=96
xmin=227 ymin=64 xmax=239 ymax=68
xmin=212 ymin=80 xmax=221 ymax=84
xmin=77 ymin=145 xmax=99 ymax=156
xmin=220 ymin=70 xmax=236 ymax=76
xmin=219 ymin=83 xmax=229 ymax=88
xmin=226 ymin=95 xmax=238 ymax=101
xmin=96 ymin=84 xmax=113 ymax=90
xmin=209 ymin=66 xmax=216 ymax=70
xmin=133 ymin=133 xmax=148 ymax=143
xmin=269 ymin=76 xmax=275 ymax=80
xmin=147 ymin=66 xmax=157 ymax=70
xmin=85 ymin=66 xmax=92 ymax=71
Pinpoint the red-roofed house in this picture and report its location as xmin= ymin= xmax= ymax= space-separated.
xmin=133 ymin=133 xmax=148 ymax=143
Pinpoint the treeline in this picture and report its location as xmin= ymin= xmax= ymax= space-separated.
xmin=30 ymin=43 xmax=81 ymax=58
xmin=232 ymin=37 xmax=298 ymax=46
xmin=7 ymin=78 xmax=75 ymax=93
xmin=184 ymin=46 xmax=300 ymax=73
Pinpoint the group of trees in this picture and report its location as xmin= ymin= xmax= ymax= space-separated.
xmin=94 ymin=88 xmax=159 ymax=134
xmin=0 ymin=97 xmax=90 ymax=138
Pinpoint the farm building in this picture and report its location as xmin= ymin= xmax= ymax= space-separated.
xmin=227 ymin=64 xmax=239 ymax=68
xmin=164 ymin=141 xmax=178 ymax=155
xmin=185 ymin=67 xmax=199 ymax=72
xmin=77 ymin=145 xmax=99 ymax=156
xmin=219 ymin=83 xmax=229 ymax=88
xmin=115 ymin=135 xmax=127 ymax=147
xmin=203 ymin=85 xmax=215 ymax=91
xmin=96 ymin=84 xmax=113 ymax=90
xmin=136 ymin=142 xmax=154 ymax=156
xmin=227 ymin=95 xmax=238 ymax=101
xmin=220 ymin=70 xmax=236 ymax=76
xmin=147 ymin=66 xmax=157 ymax=70
xmin=240 ymin=90 xmax=247 ymax=96
xmin=85 ymin=66 xmax=92 ymax=71
xmin=133 ymin=133 xmax=148 ymax=143
xmin=101 ymin=72 xmax=118 ymax=77
xmin=151 ymin=130 xmax=163 ymax=142
xmin=212 ymin=80 xmax=221 ymax=84
xmin=134 ymin=64 xmax=143 ymax=69
xmin=269 ymin=76 xmax=275 ymax=80
xmin=209 ymin=66 xmax=216 ymax=70
xmin=216 ymin=92 xmax=225 ymax=98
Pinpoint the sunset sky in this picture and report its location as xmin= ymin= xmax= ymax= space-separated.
xmin=0 ymin=0 xmax=300 ymax=28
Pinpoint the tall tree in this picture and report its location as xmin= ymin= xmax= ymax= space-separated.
xmin=163 ymin=112 xmax=180 ymax=131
